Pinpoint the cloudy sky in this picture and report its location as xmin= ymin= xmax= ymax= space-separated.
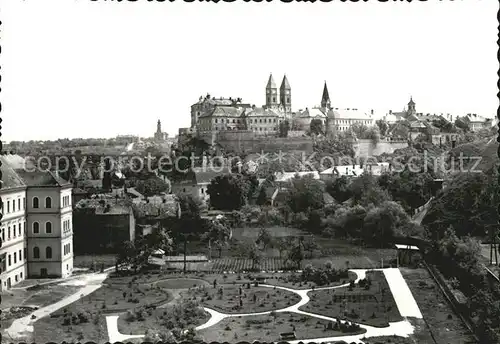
xmin=2 ymin=0 xmax=498 ymax=142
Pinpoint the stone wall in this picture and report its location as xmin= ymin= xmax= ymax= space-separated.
xmin=353 ymin=139 xmax=408 ymax=158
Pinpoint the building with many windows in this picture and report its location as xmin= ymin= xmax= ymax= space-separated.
xmin=0 ymin=155 xmax=74 ymax=290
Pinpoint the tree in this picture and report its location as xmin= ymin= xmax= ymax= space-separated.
xmin=256 ymin=227 xmax=273 ymax=250
xmin=202 ymin=219 xmax=231 ymax=258
xmin=455 ymin=117 xmax=471 ymax=132
xmin=375 ymin=120 xmax=389 ymax=136
xmin=279 ymin=120 xmax=290 ymax=138
xmin=310 ymin=119 xmax=324 ymax=135
xmin=207 ymin=174 xmax=251 ymax=211
xmin=350 ymin=174 xmax=391 ymax=207
xmin=302 ymin=236 xmax=319 ymax=258
xmin=286 ymin=175 xmax=325 ymax=213
xmin=287 ymin=239 xmax=305 ymax=270
xmin=245 ymin=243 xmax=262 ymax=270
xmin=116 ymin=240 xmax=136 ymax=269
xmin=363 ymin=201 xmax=410 ymax=247
xmin=135 ymin=177 xmax=169 ymax=197
xmin=326 ymin=176 xmax=352 ymax=203
xmin=256 ymin=187 xmax=268 ymax=206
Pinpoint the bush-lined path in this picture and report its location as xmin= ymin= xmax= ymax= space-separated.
xmin=105 ymin=268 xmax=423 ymax=344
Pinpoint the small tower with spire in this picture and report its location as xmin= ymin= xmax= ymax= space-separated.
xmin=321 ymin=81 xmax=331 ymax=110
xmin=154 ymin=119 xmax=165 ymax=142
xmin=279 ymin=74 xmax=292 ymax=113
xmin=265 ymin=73 xmax=278 ymax=108
xmin=407 ymin=96 xmax=416 ymax=116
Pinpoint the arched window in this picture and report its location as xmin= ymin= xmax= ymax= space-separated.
xmin=46 ymin=246 xmax=52 ymax=259
xmin=45 ymin=222 xmax=52 ymax=234
xmin=33 ymin=197 xmax=39 ymax=209
xmin=33 ymin=247 xmax=40 ymax=259
xmin=33 ymin=222 xmax=40 ymax=234
xmin=45 ymin=197 xmax=52 ymax=208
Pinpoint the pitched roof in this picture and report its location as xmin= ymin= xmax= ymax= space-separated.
xmin=297 ymin=107 xmax=327 ymax=119
xmin=200 ymin=106 xmax=246 ymax=118
xmin=14 ymin=169 xmax=71 ymax=187
xmin=132 ymin=199 xmax=179 ymax=219
xmin=245 ymin=107 xmax=283 ymax=118
xmin=191 ymin=167 xmax=231 ymax=184
xmin=0 ymin=156 xmax=26 ymax=191
xmin=266 ymin=73 xmax=277 ymax=89
xmin=331 ymin=108 xmax=372 ymax=121
xmin=75 ymin=198 xmax=132 ymax=215
xmin=280 ymin=75 xmax=291 ymax=90
xmin=274 ymin=171 xmax=320 ymax=182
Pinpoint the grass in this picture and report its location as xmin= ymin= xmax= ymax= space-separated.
xmin=117 ymin=302 xmax=210 ymax=337
xmin=187 ymin=283 xmax=301 ymax=314
xmin=363 ymin=336 xmax=416 ymax=344
xmin=299 ymin=271 xmax=403 ymax=328
xmin=197 ymin=312 xmax=366 ymax=342
xmin=400 ymin=267 xmax=476 ymax=344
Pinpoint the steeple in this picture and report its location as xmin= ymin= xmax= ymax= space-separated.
xmin=156 ymin=119 xmax=162 ymax=133
xmin=321 ymin=81 xmax=331 ymax=110
xmin=265 ymin=73 xmax=278 ymax=108
xmin=407 ymin=96 xmax=416 ymax=115
xmin=279 ymin=74 xmax=292 ymax=112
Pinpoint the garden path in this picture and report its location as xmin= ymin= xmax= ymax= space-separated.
xmin=105 ymin=268 xmax=423 ymax=344
xmin=4 ymin=272 xmax=109 ymax=340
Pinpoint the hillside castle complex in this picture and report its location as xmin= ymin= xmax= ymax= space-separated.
xmin=184 ymin=74 xmax=374 ymax=140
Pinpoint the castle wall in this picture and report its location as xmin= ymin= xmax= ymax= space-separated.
xmin=353 ymin=139 xmax=408 ymax=158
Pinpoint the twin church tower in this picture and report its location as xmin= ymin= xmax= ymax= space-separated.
xmin=265 ymin=73 xmax=292 ymax=113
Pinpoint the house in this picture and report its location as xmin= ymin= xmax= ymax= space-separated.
xmin=274 ymin=171 xmax=320 ymax=185
xmin=464 ymin=113 xmax=490 ymax=132
xmin=73 ymin=197 xmax=135 ymax=254
xmin=0 ymin=155 xmax=74 ymax=289
xmin=319 ymin=162 xmax=390 ymax=181
xmin=170 ymin=167 xmax=230 ymax=206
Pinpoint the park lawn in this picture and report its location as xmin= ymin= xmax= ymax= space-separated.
xmin=117 ymin=305 xmax=210 ymax=337
xmin=197 ymin=312 xmax=366 ymax=342
xmin=187 ymin=283 xmax=301 ymax=314
xmin=400 ymin=268 xmax=476 ymax=344
xmin=266 ymin=271 xmax=357 ymax=290
xmin=299 ymin=271 xmax=403 ymax=328
xmin=33 ymin=313 xmax=109 ymax=343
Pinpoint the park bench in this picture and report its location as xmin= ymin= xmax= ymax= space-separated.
xmin=279 ymin=332 xmax=296 ymax=340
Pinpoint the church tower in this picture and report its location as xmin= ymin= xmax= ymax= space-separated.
xmin=279 ymin=74 xmax=292 ymax=113
xmin=321 ymin=81 xmax=331 ymax=110
xmin=265 ymin=73 xmax=278 ymax=108
xmin=407 ymin=96 xmax=416 ymax=116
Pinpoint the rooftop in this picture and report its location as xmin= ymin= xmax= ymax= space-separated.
xmin=0 ymin=156 xmax=27 ymax=191
xmin=14 ymin=169 xmax=71 ymax=188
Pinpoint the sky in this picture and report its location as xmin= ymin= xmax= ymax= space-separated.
xmin=1 ymin=0 xmax=498 ymax=142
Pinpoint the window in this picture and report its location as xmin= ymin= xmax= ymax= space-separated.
xmin=45 ymin=222 xmax=52 ymax=234
xmin=15 ymin=275 xmax=18 ymax=282
xmin=8 ymin=255 xmax=11 ymax=266
xmin=23 ymin=198 xmax=25 ymax=209
xmin=267 ymin=97 xmax=270 ymax=103
xmin=287 ymin=97 xmax=290 ymax=103
xmin=13 ymin=225 xmax=16 ymax=238
xmin=23 ymin=222 xmax=26 ymax=235
xmin=13 ymin=252 xmax=16 ymax=264
xmin=33 ymin=197 xmax=39 ymax=208
xmin=33 ymin=222 xmax=40 ymax=234
xmin=18 ymin=224 xmax=21 ymax=237
xmin=33 ymin=247 xmax=40 ymax=259
xmin=1 ymin=228 xmax=4 ymax=242
xmin=272 ymin=97 xmax=276 ymax=103
xmin=68 ymin=243 xmax=71 ymax=253
xmin=8 ymin=227 xmax=11 ymax=239
xmin=7 ymin=201 xmax=10 ymax=213
xmin=24 ymin=248 xmax=27 ymax=260
xmin=12 ymin=201 xmax=15 ymax=212
xmin=19 ymin=249 xmax=22 ymax=261
xmin=46 ymin=246 xmax=52 ymax=259
xmin=45 ymin=197 xmax=52 ymax=208
xmin=20 ymin=272 xmax=23 ymax=278
xmin=17 ymin=199 xmax=20 ymax=210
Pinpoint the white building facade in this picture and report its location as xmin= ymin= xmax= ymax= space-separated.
xmin=0 ymin=156 xmax=74 ymax=290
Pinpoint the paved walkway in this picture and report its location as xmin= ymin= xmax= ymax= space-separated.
xmin=4 ymin=272 xmax=109 ymax=340
xmin=105 ymin=268 xmax=423 ymax=344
